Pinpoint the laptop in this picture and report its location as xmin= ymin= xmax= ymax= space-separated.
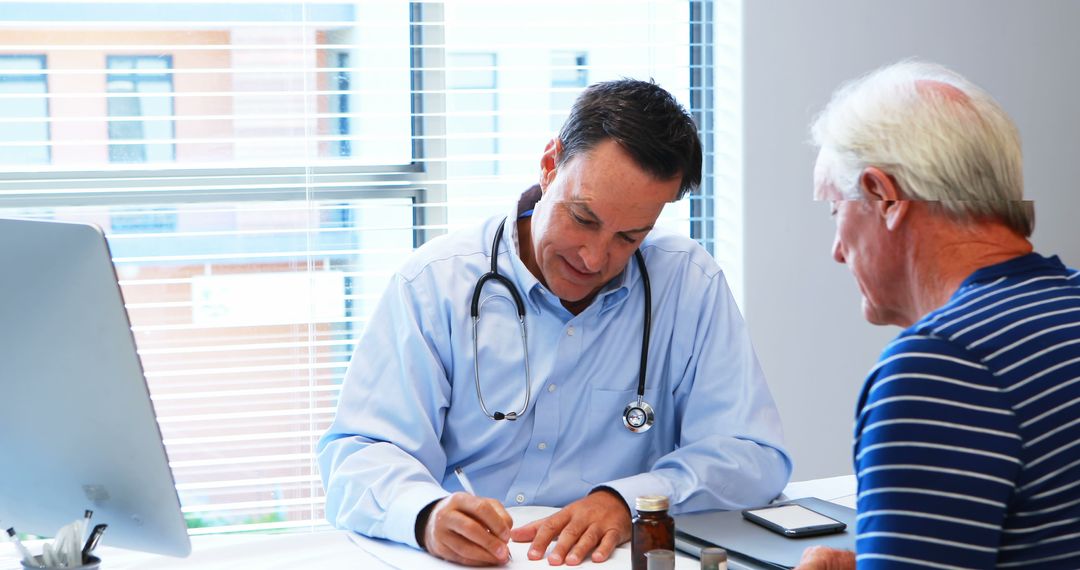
xmin=674 ymin=497 xmax=857 ymax=570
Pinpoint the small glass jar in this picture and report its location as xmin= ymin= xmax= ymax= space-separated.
xmin=645 ymin=549 xmax=676 ymax=570
xmin=631 ymin=495 xmax=675 ymax=570
xmin=700 ymin=546 xmax=728 ymax=570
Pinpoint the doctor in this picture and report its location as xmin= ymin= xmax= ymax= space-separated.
xmin=318 ymin=79 xmax=791 ymax=567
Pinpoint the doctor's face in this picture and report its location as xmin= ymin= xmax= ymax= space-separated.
xmin=527 ymin=139 xmax=679 ymax=309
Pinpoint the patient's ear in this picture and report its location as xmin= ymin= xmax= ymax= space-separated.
xmin=860 ymin=166 xmax=910 ymax=231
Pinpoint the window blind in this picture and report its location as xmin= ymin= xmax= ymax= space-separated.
xmin=0 ymin=0 xmax=738 ymax=533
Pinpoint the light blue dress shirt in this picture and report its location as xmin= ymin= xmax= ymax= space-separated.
xmin=317 ymin=201 xmax=792 ymax=548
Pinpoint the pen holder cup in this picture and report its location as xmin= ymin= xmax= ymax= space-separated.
xmin=21 ymin=555 xmax=101 ymax=570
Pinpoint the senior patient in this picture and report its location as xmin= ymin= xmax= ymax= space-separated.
xmin=319 ymin=79 xmax=791 ymax=567
xmin=798 ymin=61 xmax=1080 ymax=569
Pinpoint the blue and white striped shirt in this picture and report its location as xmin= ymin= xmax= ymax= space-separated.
xmin=854 ymin=253 xmax=1080 ymax=568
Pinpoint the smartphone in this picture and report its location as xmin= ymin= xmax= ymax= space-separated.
xmin=741 ymin=504 xmax=847 ymax=538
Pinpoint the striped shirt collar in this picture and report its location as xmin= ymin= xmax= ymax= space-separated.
xmin=960 ymin=253 xmax=1067 ymax=288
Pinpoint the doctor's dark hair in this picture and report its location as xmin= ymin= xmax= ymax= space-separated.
xmin=557 ymin=79 xmax=702 ymax=199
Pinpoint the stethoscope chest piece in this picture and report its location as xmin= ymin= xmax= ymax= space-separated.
xmin=622 ymin=397 xmax=655 ymax=433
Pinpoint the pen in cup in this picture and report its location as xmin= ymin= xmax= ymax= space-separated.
xmin=5 ymin=527 xmax=36 ymax=567
xmin=453 ymin=467 xmax=512 ymax=561
xmin=82 ymin=523 xmax=108 ymax=563
xmin=81 ymin=511 xmax=93 ymax=542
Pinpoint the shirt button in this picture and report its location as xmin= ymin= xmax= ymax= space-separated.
xmin=515 ymin=494 xmax=525 ymax=504
xmin=548 ymin=384 xmax=557 ymax=393
xmin=538 ymin=442 xmax=547 ymax=450
xmin=566 ymin=326 xmax=575 ymax=336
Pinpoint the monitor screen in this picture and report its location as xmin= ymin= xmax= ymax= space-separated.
xmin=0 ymin=218 xmax=191 ymax=557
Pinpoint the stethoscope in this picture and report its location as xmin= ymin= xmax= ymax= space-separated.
xmin=470 ymin=217 xmax=655 ymax=433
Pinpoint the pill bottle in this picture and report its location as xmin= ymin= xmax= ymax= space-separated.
xmin=631 ymin=495 xmax=674 ymax=570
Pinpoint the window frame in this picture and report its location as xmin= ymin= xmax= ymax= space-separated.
xmin=0 ymin=2 xmax=447 ymax=251
xmin=0 ymin=0 xmax=721 ymax=533
xmin=690 ymin=0 xmax=715 ymax=255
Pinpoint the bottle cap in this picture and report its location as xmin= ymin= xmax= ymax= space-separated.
xmin=701 ymin=546 xmax=728 ymax=565
xmin=635 ymin=495 xmax=670 ymax=512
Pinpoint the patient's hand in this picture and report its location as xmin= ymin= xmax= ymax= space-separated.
xmin=795 ymin=545 xmax=855 ymax=570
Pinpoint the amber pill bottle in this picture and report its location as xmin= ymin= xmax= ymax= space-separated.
xmin=631 ymin=495 xmax=674 ymax=570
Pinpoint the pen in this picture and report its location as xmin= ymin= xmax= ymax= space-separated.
xmin=454 ymin=466 xmax=478 ymax=495
xmin=5 ymin=527 xmax=37 ymax=567
xmin=82 ymin=510 xmax=93 ymax=542
xmin=82 ymin=523 xmax=108 ymax=563
xmin=453 ymin=467 xmax=512 ymax=561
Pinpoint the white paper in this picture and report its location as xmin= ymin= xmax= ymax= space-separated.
xmin=347 ymin=506 xmax=698 ymax=569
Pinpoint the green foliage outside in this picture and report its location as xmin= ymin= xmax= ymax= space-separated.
xmin=184 ymin=512 xmax=285 ymax=533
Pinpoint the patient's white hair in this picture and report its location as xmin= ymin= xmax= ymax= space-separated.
xmin=811 ymin=60 xmax=1034 ymax=237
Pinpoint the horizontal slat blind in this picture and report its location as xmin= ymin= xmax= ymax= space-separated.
xmin=0 ymin=0 xmax=735 ymax=533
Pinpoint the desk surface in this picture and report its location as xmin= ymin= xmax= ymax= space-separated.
xmin=0 ymin=476 xmax=855 ymax=570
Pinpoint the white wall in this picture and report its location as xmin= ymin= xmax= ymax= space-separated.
xmin=741 ymin=0 xmax=1080 ymax=479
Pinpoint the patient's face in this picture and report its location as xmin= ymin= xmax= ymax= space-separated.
xmin=815 ymin=153 xmax=906 ymax=327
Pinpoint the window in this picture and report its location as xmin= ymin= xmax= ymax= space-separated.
xmin=0 ymin=54 xmax=50 ymax=165
xmin=446 ymin=52 xmax=498 ymax=177
xmin=0 ymin=0 xmax=731 ymax=533
xmin=110 ymin=207 xmax=179 ymax=234
xmin=107 ymin=55 xmax=176 ymax=163
xmin=326 ymin=52 xmax=352 ymax=158
xmin=550 ymin=51 xmax=588 ymax=131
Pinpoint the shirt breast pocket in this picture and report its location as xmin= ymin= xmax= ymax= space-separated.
xmin=581 ymin=387 xmax=662 ymax=485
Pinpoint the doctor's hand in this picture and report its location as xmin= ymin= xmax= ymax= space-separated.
xmin=794 ymin=546 xmax=856 ymax=570
xmin=510 ymin=489 xmax=631 ymax=566
xmin=420 ymin=492 xmax=514 ymax=566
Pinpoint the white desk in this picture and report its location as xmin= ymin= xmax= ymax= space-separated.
xmin=0 ymin=476 xmax=855 ymax=570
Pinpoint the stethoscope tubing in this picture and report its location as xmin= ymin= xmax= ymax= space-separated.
xmin=634 ymin=247 xmax=651 ymax=407
xmin=471 ymin=221 xmax=531 ymax=421
xmin=471 ymin=217 xmax=652 ymax=429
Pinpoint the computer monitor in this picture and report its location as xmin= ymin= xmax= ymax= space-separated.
xmin=0 ymin=217 xmax=191 ymax=557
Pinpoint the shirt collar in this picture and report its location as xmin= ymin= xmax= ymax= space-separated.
xmin=958 ymin=252 xmax=1067 ymax=288
xmin=597 ymin=268 xmax=633 ymax=315
xmin=504 ymin=187 xmax=544 ymax=315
